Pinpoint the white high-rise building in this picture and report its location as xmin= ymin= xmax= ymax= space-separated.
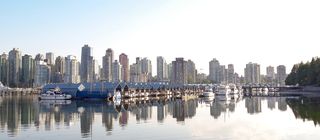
xmin=112 ymin=60 xmax=122 ymax=82
xmin=141 ymin=58 xmax=152 ymax=81
xmin=157 ymin=56 xmax=168 ymax=81
xmin=64 ymin=55 xmax=80 ymax=83
xmin=34 ymin=60 xmax=51 ymax=87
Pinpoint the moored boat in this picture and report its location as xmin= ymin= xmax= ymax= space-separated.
xmin=39 ymin=90 xmax=72 ymax=100
xmin=202 ymin=86 xmax=215 ymax=97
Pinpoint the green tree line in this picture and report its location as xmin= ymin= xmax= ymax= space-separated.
xmin=286 ymin=57 xmax=320 ymax=86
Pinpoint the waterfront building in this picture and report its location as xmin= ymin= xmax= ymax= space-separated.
xmin=34 ymin=60 xmax=51 ymax=87
xmin=130 ymin=57 xmax=148 ymax=82
xmin=8 ymin=48 xmax=21 ymax=87
xmin=119 ymin=53 xmax=129 ymax=82
xmin=21 ymin=54 xmax=34 ymax=87
xmin=93 ymin=59 xmax=100 ymax=82
xmin=266 ymin=66 xmax=275 ymax=85
xmin=52 ymin=56 xmax=65 ymax=83
xmin=157 ymin=56 xmax=168 ymax=82
xmin=64 ymin=55 xmax=80 ymax=83
xmin=102 ymin=48 xmax=114 ymax=82
xmin=0 ymin=53 xmax=9 ymax=86
xmin=80 ymin=44 xmax=93 ymax=82
xmin=276 ymin=65 xmax=286 ymax=86
xmin=244 ymin=62 xmax=261 ymax=84
xmin=227 ymin=64 xmax=235 ymax=84
xmin=112 ymin=60 xmax=122 ymax=82
xmin=209 ymin=58 xmax=220 ymax=83
xmin=219 ymin=65 xmax=227 ymax=84
xmin=186 ymin=60 xmax=196 ymax=84
xmin=167 ymin=63 xmax=172 ymax=81
xmin=171 ymin=58 xmax=187 ymax=84
xmin=141 ymin=58 xmax=152 ymax=81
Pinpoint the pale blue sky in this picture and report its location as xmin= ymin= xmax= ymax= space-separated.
xmin=1 ymin=0 xmax=320 ymax=75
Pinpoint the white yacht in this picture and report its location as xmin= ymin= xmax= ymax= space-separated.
xmin=215 ymin=85 xmax=231 ymax=101
xmin=216 ymin=85 xmax=231 ymax=95
xmin=229 ymin=84 xmax=239 ymax=94
xmin=113 ymin=91 xmax=122 ymax=100
xmin=39 ymin=90 xmax=72 ymax=100
xmin=202 ymin=87 xmax=215 ymax=97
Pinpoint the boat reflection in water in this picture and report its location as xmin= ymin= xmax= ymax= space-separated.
xmin=1 ymin=95 xmax=320 ymax=139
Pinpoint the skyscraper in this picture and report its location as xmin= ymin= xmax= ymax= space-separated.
xmin=112 ymin=60 xmax=122 ymax=82
xmin=141 ymin=58 xmax=152 ymax=81
xmin=21 ymin=54 xmax=34 ymax=87
xmin=46 ymin=52 xmax=54 ymax=65
xmin=266 ymin=66 xmax=275 ymax=85
xmin=130 ymin=57 xmax=141 ymax=82
xmin=65 ymin=55 xmax=80 ymax=83
xmin=276 ymin=65 xmax=286 ymax=86
xmin=129 ymin=57 xmax=149 ymax=82
xmin=8 ymin=48 xmax=21 ymax=87
xmin=209 ymin=58 xmax=220 ymax=83
xmin=157 ymin=56 xmax=168 ymax=81
xmin=186 ymin=60 xmax=196 ymax=84
xmin=167 ymin=63 xmax=172 ymax=81
xmin=171 ymin=58 xmax=187 ymax=84
xmin=0 ymin=53 xmax=9 ymax=86
xmin=244 ymin=62 xmax=261 ymax=84
xmin=93 ymin=59 xmax=100 ymax=82
xmin=119 ymin=53 xmax=129 ymax=82
xmin=80 ymin=45 xmax=93 ymax=82
xmin=219 ymin=65 xmax=227 ymax=84
xmin=102 ymin=48 xmax=114 ymax=82
xmin=34 ymin=60 xmax=51 ymax=87
xmin=52 ymin=56 xmax=65 ymax=83
xmin=227 ymin=64 xmax=234 ymax=84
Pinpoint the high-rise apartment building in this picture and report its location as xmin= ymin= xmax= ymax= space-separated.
xmin=112 ymin=60 xmax=122 ymax=82
xmin=209 ymin=58 xmax=220 ymax=83
xmin=244 ymin=62 xmax=261 ymax=84
xmin=276 ymin=65 xmax=286 ymax=86
xmin=21 ymin=54 xmax=34 ymax=87
xmin=171 ymin=58 xmax=187 ymax=84
xmin=102 ymin=48 xmax=114 ymax=82
xmin=0 ymin=53 xmax=8 ymax=86
xmin=119 ymin=53 xmax=129 ymax=82
xmin=80 ymin=44 xmax=93 ymax=82
xmin=8 ymin=48 xmax=21 ymax=87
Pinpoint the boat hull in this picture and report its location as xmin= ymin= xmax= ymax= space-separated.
xmin=39 ymin=95 xmax=72 ymax=100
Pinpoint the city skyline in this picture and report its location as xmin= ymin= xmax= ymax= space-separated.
xmin=1 ymin=0 xmax=319 ymax=75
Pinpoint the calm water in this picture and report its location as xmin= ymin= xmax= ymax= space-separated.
xmin=0 ymin=95 xmax=320 ymax=140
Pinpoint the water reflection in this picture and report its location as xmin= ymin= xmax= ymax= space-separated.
xmin=0 ymin=95 xmax=320 ymax=138
xmin=287 ymin=97 xmax=320 ymax=126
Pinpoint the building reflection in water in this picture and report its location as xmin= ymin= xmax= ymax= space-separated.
xmin=1 ymin=95 xmax=319 ymax=138
xmin=245 ymin=97 xmax=262 ymax=114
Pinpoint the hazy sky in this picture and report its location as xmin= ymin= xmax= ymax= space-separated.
xmin=1 ymin=0 xmax=320 ymax=76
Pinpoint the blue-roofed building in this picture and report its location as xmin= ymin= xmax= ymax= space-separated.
xmin=42 ymin=82 xmax=125 ymax=99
